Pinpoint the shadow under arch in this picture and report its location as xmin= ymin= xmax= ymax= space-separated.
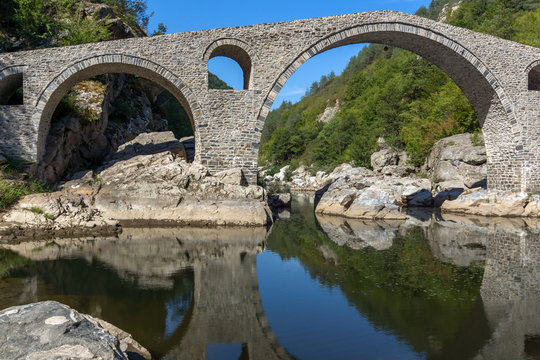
xmin=257 ymin=21 xmax=518 ymax=188
xmin=526 ymin=59 xmax=540 ymax=91
xmin=0 ymin=65 xmax=26 ymax=105
xmin=34 ymin=54 xmax=203 ymax=163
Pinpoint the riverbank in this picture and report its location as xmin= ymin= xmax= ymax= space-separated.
xmin=263 ymin=133 xmax=540 ymax=220
xmin=0 ymin=132 xmax=274 ymax=241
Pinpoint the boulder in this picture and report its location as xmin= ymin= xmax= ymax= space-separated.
xmin=370 ymin=137 xmax=414 ymax=177
xmin=370 ymin=137 xmax=399 ymax=170
xmin=441 ymin=188 xmax=529 ymax=217
xmin=213 ymin=168 xmax=248 ymax=186
xmin=426 ymin=133 xmax=487 ymax=189
xmin=0 ymin=301 xmax=150 ymax=360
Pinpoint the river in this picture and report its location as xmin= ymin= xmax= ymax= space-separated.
xmin=0 ymin=195 xmax=539 ymax=359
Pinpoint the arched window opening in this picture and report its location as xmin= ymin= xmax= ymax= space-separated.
xmin=206 ymin=43 xmax=252 ymax=90
xmin=529 ymin=64 xmax=540 ymax=91
xmin=0 ymin=72 xmax=23 ymax=105
xmin=40 ymin=73 xmax=195 ymax=183
xmin=208 ymin=56 xmax=242 ymax=90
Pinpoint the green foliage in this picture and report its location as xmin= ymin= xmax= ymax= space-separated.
xmin=54 ymin=90 xmax=99 ymax=123
xmin=259 ymin=0 xmax=539 ymax=171
xmin=154 ymin=90 xmax=194 ymax=139
xmin=208 ymin=72 xmax=233 ymax=90
xmin=29 ymin=206 xmax=43 ymax=214
xmin=448 ymin=0 xmax=540 ymax=47
xmin=13 ymin=0 xmax=58 ymax=47
xmin=95 ymin=0 xmax=151 ymax=31
xmin=0 ymin=158 xmax=51 ymax=209
xmin=60 ymin=13 xmax=111 ymax=46
xmin=151 ymin=22 xmax=167 ymax=36
xmin=471 ymin=132 xmax=485 ymax=147
xmin=0 ymin=179 xmax=50 ymax=210
xmin=5 ymin=0 xmax=156 ymax=50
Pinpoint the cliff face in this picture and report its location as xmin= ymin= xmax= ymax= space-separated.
xmin=0 ymin=1 xmax=192 ymax=183
xmin=37 ymin=75 xmax=170 ymax=183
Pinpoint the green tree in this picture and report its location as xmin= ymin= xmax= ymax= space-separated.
xmin=14 ymin=0 xmax=57 ymax=47
xmin=151 ymin=22 xmax=167 ymax=36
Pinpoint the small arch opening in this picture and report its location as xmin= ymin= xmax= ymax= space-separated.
xmin=207 ymin=44 xmax=252 ymax=90
xmin=208 ymin=57 xmax=239 ymax=90
xmin=0 ymin=72 xmax=23 ymax=105
xmin=529 ymin=64 xmax=540 ymax=91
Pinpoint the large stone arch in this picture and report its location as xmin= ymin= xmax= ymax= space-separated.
xmin=34 ymin=54 xmax=203 ymax=163
xmin=203 ymin=38 xmax=259 ymax=90
xmin=257 ymin=22 xmax=517 ymax=190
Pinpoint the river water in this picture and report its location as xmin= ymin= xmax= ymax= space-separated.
xmin=0 ymin=195 xmax=539 ymax=359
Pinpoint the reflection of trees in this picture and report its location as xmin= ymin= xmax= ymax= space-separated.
xmin=267 ymin=198 xmax=487 ymax=359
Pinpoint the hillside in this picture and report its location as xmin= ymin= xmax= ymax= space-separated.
xmin=259 ymin=0 xmax=540 ymax=173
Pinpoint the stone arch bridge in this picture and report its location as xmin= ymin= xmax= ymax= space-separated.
xmin=0 ymin=11 xmax=539 ymax=190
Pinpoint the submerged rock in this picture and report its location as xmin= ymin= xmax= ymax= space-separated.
xmin=0 ymin=301 xmax=150 ymax=360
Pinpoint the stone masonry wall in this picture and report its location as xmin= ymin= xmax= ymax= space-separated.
xmin=0 ymin=11 xmax=538 ymax=189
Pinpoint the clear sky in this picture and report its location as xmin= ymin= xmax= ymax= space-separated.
xmin=146 ymin=0 xmax=432 ymax=108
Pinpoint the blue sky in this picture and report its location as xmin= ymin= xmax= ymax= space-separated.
xmin=146 ymin=0 xmax=432 ymax=108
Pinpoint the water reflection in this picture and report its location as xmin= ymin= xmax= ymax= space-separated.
xmin=315 ymin=207 xmax=540 ymax=360
xmin=0 ymin=198 xmax=539 ymax=359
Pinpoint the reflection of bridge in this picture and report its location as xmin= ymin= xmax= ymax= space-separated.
xmin=1 ymin=12 xmax=539 ymax=189
xmin=4 ymin=217 xmax=540 ymax=358
xmin=316 ymin=213 xmax=540 ymax=360
xmin=2 ymin=227 xmax=295 ymax=359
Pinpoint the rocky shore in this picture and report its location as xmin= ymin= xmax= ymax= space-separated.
xmin=263 ymin=133 xmax=540 ymax=219
xmin=1 ymin=132 xmax=273 ymax=241
xmin=0 ymin=301 xmax=150 ymax=360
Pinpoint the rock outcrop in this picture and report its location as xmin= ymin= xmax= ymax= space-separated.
xmin=36 ymin=75 xmax=171 ymax=183
xmin=370 ymin=137 xmax=415 ymax=177
xmin=441 ymin=188 xmax=540 ymax=217
xmin=263 ymin=132 xmax=496 ymax=218
xmin=314 ymin=164 xmax=432 ymax=220
xmin=1 ymin=132 xmax=272 ymax=241
xmin=425 ymin=133 xmax=487 ymax=189
xmin=0 ymin=301 xmax=150 ymax=360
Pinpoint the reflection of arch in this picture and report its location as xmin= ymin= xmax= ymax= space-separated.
xmin=257 ymin=22 xmax=514 ymax=127
xmin=526 ymin=60 xmax=540 ymax=91
xmin=34 ymin=54 xmax=203 ymax=162
xmin=203 ymin=38 xmax=257 ymax=90
xmin=0 ymin=66 xmax=25 ymax=105
xmin=165 ymin=245 xmax=295 ymax=359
